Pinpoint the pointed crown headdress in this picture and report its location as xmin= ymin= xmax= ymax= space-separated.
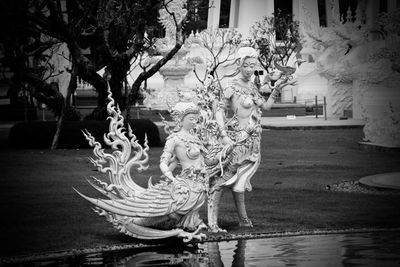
xmin=235 ymin=46 xmax=258 ymax=66
xmin=169 ymin=89 xmax=199 ymax=123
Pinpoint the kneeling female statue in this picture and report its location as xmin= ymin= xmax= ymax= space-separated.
xmin=75 ymin=89 xmax=208 ymax=242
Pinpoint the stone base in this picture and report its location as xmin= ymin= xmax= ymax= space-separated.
xmin=358 ymin=141 xmax=400 ymax=152
xmin=359 ymin=172 xmax=400 ymax=190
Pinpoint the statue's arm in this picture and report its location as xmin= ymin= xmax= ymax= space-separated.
xmin=262 ymin=94 xmax=275 ymax=111
xmin=261 ymin=77 xmax=296 ymax=110
xmin=160 ymin=137 xmax=176 ymax=181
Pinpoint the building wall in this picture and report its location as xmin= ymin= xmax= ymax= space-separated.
xmin=236 ymin=0 xmax=274 ymax=38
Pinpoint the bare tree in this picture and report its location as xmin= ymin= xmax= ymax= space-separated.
xmin=191 ymin=28 xmax=242 ymax=86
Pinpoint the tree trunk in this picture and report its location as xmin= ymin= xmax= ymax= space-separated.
xmin=68 ymin=43 xmax=108 ymax=107
xmin=51 ymin=63 xmax=77 ymax=149
xmin=51 ymin=106 xmax=64 ymax=149
xmin=130 ymin=42 xmax=183 ymax=102
xmin=124 ymin=76 xmax=131 ymax=120
xmin=109 ymin=59 xmax=130 ymax=109
xmin=65 ymin=64 xmax=78 ymax=107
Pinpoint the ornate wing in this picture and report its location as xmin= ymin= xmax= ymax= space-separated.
xmin=74 ymin=177 xmax=191 ymax=219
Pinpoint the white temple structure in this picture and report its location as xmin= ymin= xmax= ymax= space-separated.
xmin=128 ymin=0 xmax=400 ymax=123
xmin=205 ymin=0 xmax=400 ymax=112
xmin=207 ymin=0 xmax=399 ymax=33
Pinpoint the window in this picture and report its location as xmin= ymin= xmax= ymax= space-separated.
xmin=185 ymin=0 xmax=209 ymax=35
xmin=318 ymin=0 xmax=327 ymax=27
xmin=274 ymin=0 xmax=292 ymax=16
xmin=379 ymin=0 xmax=388 ymax=13
xmin=219 ymin=0 xmax=231 ymax=28
xmin=274 ymin=0 xmax=292 ymax=40
xmin=339 ymin=0 xmax=358 ymax=22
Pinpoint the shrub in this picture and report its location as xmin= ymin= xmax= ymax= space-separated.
xmin=64 ymin=106 xmax=81 ymax=121
xmin=8 ymin=119 xmax=161 ymax=149
xmin=0 ymin=104 xmax=38 ymax=121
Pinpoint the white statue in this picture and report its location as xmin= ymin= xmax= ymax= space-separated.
xmin=158 ymin=0 xmax=187 ymax=45
xmin=150 ymin=0 xmax=194 ymax=110
xmin=207 ymin=47 xmax=296 ymax=232
xmin=74 ymin=86 xmax=208 ymax=242
xmin=301 ymin=5 xmax=400 ymax=146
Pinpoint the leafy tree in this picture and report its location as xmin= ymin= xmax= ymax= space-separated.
xmin=249 ymin=9 xmax=300 ymax=72
xmin=0 ymin=0 xmax=188 ymax=148
xmin=0 ymin=0 xmax=187 ymax=115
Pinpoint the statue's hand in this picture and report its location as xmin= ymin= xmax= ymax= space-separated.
xmin=166 ymin=175 xmax=175 ymax=182
xmin=221 ymin=144 xmax=234 ymax=159
xmin=163 ymin=171 xmax=175 ymax=182
xmin=275 ymin=78 xmax=288 ymax=88
xmin=288 ymin=79 xmax=297 ymax=86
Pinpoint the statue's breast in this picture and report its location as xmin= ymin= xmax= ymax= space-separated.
xmin=186 ymin=145 xmax=201 ymax=160
xmin=240 ymin=96 xmax=254 ymax=109
xmin=175 ymin=142 xmax=201 ymax=161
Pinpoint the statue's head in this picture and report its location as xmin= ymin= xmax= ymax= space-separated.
xmin=234 ymin=47 xmax=258 ymax=81
xmin=170 ymin=101 xmax=199 ymax=131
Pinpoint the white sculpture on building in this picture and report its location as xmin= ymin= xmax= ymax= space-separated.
xmin=302 ymin=3 xmax=400 ymax=146
xmin=158 ymin=0 xmax=187 ymax=43
xmin=148 ymin=0 xmax=194 ymax=109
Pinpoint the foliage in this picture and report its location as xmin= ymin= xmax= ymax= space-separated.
xmin=0 ymin=0 xmax=187 ymax=121
xmin=249 ymin=9 xmax=300 ymax=72
xmin=376 ymin=9 xmax=400 ymax=74
xmin=64 ymin=106 xmax=82 ymax=121
xmin=0 ymin=1 xmax=66 ymax=114
xmin=377 ymin=8 xmax=400 ymax=35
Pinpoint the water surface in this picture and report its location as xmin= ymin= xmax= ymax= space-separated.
xmin=7 ymin=231 xmax=400 ymax=266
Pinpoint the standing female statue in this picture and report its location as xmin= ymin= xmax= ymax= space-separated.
xmin=207 ymin=47 xmax=295 ymax=232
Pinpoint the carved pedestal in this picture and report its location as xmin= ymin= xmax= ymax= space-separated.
xmin=326 ymin=80 xmax=353 ymax=118
xmin=148 ymin=48 xmax=193 ymax=110
xmin=361 ymin=73 xmax=400 ymax=147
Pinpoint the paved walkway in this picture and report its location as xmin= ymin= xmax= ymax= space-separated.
xmin=261 ymin=116 xmax=365 ymax=129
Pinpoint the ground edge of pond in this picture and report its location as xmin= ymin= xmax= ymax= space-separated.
xmin=2 ymin=227 xmax=400 ymax=265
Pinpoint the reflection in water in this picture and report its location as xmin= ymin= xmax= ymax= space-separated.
xmin=8 ymin=232 xmax=400 ymax=266
xmin=207 ymin=239 xmax=246 ymax=267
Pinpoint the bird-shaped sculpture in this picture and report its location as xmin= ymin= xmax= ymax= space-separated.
xmin=273 ymin=58 xmax=297 ymax=77
xmin=74 ymin=86 xmax=207 ymax=242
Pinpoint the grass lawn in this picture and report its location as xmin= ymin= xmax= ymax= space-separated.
xmin=0 ymin=128 xmax=400 ymax=257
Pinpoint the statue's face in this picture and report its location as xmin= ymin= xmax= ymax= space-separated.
xmin=181 ymin=113 xmax=199 ymax=131
xmin=240 ymin=57 xmax=257 ymax=81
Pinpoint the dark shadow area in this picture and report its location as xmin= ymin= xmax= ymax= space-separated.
xmin=7 ymin=119 xmax=162 ymax=148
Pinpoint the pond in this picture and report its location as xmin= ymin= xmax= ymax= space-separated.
xmin=6 ymin=231 xmax=400 ymax=266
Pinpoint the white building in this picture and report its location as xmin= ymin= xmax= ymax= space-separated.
xmin=205 ymin=0 xmax=399 ymax=108
xmin=207 ymin=0 xmax=399 ymax=35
